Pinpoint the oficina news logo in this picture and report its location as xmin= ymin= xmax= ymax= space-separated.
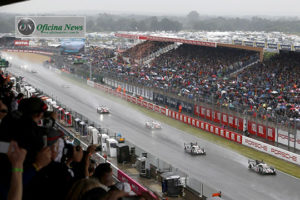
xmin=17 ymin=18 xmax=35 ymax=36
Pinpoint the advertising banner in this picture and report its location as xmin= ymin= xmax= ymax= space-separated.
xmin=277 ymin=129 xmax=300 ymax=150
xmin=14 ymin=40 xmax=29 ymax=46
xmin=242 ymin=137 xmax=300 ymax=165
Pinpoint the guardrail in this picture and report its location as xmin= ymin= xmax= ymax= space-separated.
xmin=2 ymin=48 xmax=55 ymax=55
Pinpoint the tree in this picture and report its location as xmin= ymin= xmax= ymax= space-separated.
xmin=149 ymin=17 xmax=160 ymax=31
xmin=186 ymin=11 xmax=200 ymax=30
xmin=159 ymin=18 xmax=182 ymax=31
xmin=86 ymin=20 xmax=96 ymax=32
xmin=187 ymin=11 xmax=200 ymax=21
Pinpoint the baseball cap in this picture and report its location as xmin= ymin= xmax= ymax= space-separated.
xmin=47 ymin=128 xmax=64 ymax=146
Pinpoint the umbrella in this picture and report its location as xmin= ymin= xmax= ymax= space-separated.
xmin=212 ymin=74 xmax=217 ymax=78
xmin=271 ymin=91 xmax=278 ymax=94
xmin=263 ymin=103 xmax=267 ymax=108
xmin=277 ymin=96 xmax=283 ymax=99
xmin=280 ymin=105 xmax=286 ymax=109
xmin=260 ymin=94 xmax=266 ymax=98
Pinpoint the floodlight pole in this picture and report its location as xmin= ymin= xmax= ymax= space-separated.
xmin=89 ymin=62 xmax=92 ymax=80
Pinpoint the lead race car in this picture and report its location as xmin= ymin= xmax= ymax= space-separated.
xmin=97 ymin=106 xmax=110 ymax=114
xmin=145 ymin=120 xmax=162 ymax=129
xmin=248 ymin=160 xmax=276 ymax=175
xmin=61 ymin=84 xmax=71 ymax=88
xmin=184 ymin=142 xmax=206 ymax=155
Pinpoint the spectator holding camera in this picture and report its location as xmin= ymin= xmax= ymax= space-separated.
xmin=0 ymin=97 xmax=49 ymax=165
xmin=22 ymin=129 xmax=71 ymax=200
xmin=0 ymin=97 xmax=53 ymax=199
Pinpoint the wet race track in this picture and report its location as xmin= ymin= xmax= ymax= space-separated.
xmin=8 ymin=60 xmax=300 ymax=200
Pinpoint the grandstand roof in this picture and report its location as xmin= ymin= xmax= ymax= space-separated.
xmin=115 ymin=32 xmax=264 ymax=61
xmin=115 ymin=33 xmax=217 ymax=48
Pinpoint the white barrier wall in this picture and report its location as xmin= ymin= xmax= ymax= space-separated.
xmin=4 ymin=49 xmax=54 ymax=55
xmin=277 ymin=129 xmax=300 ymax=150
xmin=87 ymin=80 xmax=95 ymax=87
xmin=242 ymin=136 xmax=300 ymax=165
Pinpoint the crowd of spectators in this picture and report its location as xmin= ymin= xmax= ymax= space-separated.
xmin=90 ymin=46 xmax=115 ymax=66
xmin=121 ymin=41 xmax=172 ymax=61
xmin=0 ymin=71 xmax=159 ymax=200
xmin=0 ymin=37 xmax=15 ymax=47
xmin=87 ymin=42 xmax=299 ymax=123
xmin=231 ymin=52 xmax=300 ymax=123
xmin=127 ymin=44 xmax=258 ymax=92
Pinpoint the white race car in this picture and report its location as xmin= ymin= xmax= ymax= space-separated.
xmin=62 ymin=84 xmax=71 ymax=88
xmin=145 ymin=120 xmax=161 ymax=129
xmin=184 ymin=142 xmax=206 ymax=155
xmin=97 ymin=106 xmax=110 ymax=114
xmin=248 ymin=160 xmax=276 ymax=175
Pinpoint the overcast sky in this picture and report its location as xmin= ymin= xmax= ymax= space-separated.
xmin=1 ymin=0 xmax=300 ymax=17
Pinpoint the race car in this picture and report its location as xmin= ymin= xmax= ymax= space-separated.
xmin=248 ymin=160 xmax=276 ymax=175
xmin=145 ymin=120 xmax=161 ymax=129
xmin=184 ymin=142 xmax=206 ymax=155
xmin=62 ymin=84 xmax=71 ymax=88
xmin=97 ymin=106 xmax=110 ymax=114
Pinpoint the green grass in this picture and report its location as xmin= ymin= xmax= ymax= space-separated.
xmin=60 ymin=72 xmax=300 ymax=179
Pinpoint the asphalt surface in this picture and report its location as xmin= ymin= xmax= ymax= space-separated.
xmin=8 ymin=61 xmax=300 ymax=200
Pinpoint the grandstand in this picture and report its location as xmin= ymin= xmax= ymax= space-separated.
xmin=113 ymin=33 xmax=300 ymax=125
